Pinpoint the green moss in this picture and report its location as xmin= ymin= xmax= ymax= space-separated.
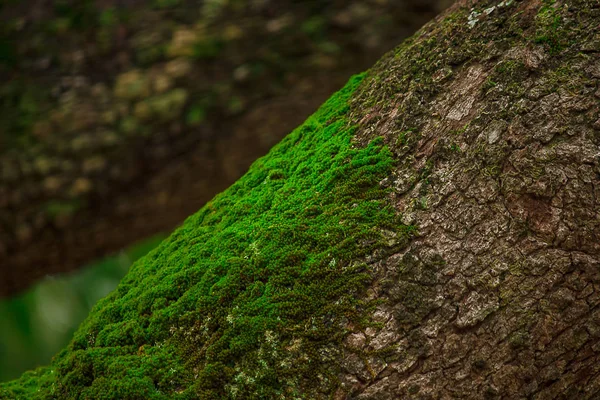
xmin=395 ymin=129 xmax=418 ymax=147
xmin=534 ymin=0 xmax=567 ymax=54
xmin=484 ymin=60 xmax=528 ymax=96
xmin=508 ymin=330 xmax=531 ymax=350
xmin=1 ymin=74 xmax=414 ymax=399
xmin=539 ymin=62 xmax=593 ymax=94
xmin=481 ymin=164 xmax=501 ymax=178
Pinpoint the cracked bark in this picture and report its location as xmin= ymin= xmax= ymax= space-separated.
xmin=335 ymin=0 xmax=600 ymax=398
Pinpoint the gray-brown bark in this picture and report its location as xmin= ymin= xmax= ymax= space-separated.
xmin=334 ymin=0 xmax=600 ymax=398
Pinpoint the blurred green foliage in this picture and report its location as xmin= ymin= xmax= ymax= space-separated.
xmin=0 ymin=234 xmax=166 ymax=382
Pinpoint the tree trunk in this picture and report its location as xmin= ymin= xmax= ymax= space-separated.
xmin=2 ymin=0 xmax=600 ymax=398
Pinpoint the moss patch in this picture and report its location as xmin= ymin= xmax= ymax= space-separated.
xmin=534 ymin=0 xmax=567 ymax=54
xmin=1 ymin=74 xmax=414 ymax=399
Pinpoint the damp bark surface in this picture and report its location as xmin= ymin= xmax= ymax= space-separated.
xmin=2 ymin=0 xmax=600 ymax=398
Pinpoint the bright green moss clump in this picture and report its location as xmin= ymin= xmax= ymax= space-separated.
xmin=0 ymin=74 xmax=414 ymax=399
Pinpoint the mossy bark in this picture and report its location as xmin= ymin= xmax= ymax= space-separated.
xmin=3 ymin=0 xmax=600 ymax=398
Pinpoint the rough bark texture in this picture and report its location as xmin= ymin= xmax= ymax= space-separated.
xmin=2 ymin=0 xmax=600 ymax=398
xmin=339 ymin=0 xmax=600 ymax=397
xmin=0 ymin=0 xmax=450 ymax=298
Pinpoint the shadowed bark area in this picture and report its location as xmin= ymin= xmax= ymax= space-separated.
xmin=2 ymin=0 xmax=600 ymax=398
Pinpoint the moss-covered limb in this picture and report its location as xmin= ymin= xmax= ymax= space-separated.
xmin=0 ymin=0 xmax=450 ymax=298
xmin=0 ymin=74 xmax=415 ymax=399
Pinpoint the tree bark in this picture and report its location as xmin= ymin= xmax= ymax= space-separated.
xmin=2 ymin=0 xmax=600 ymax=398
